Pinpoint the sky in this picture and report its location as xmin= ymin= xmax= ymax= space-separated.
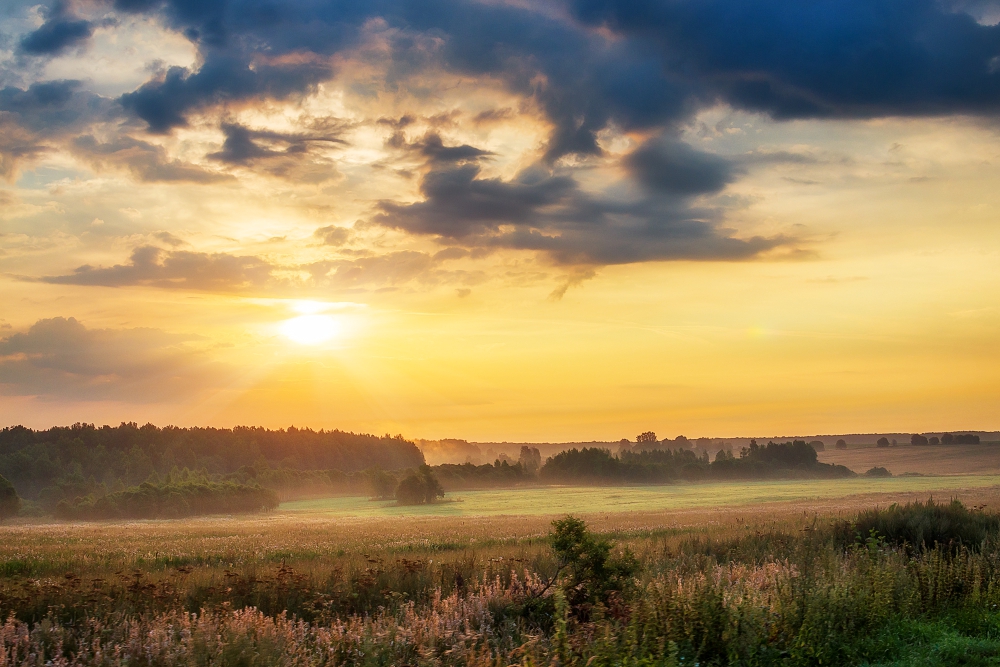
xmin=1 ymin=0 xmax=999 ymax=441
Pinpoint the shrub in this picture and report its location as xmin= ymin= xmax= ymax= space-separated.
xmin=836 ymin=499 xmax=1000 ymax=552
xmin=550 ymin=515 xmax=638 ymax=617
xmin=395 ymin=465 xmax=444 ymax=505
xmin=864 ymin=466 xmax=892 ymax=477
xmin=836 ymin=439 xmax=848 ymax=449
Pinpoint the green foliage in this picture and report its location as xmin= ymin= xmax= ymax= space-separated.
xmin=0 ymin=422 xmax=423 ymax=502
xmin=540 ymin=441 xmax=853 ymax=484
xmin=0 ymin=474 xmax=20 ymax=521
xmin=837 ymin=498 xmax=1000 ymax=552
xmin=364 ymin=468 xmax=400 ymax=500
xmin=432 ymin=459 xmax=533 ymax=489
xmin=551 ymin=515 xmax=638 ymax=617
xmin=395 ymin=465 xmax=445 ymax=505
xmin=53 ymin=480 xmax=279 ymax=520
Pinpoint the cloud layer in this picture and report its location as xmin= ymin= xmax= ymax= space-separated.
xmin=4 ymin=0 xmax=1000 ymax=287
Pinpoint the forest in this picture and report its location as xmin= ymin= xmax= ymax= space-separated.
xmin=0 ymin=423 xmax=422 ymax=505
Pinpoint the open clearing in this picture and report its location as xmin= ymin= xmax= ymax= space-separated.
xmin=281 ymin=474 xmax=1000 ymax=518
xmin=818 ymin=443 xmax=1000 ymax=475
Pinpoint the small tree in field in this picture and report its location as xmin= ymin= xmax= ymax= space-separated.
xmin=835 ymin=439 xmax=848 ymax=450
xmin=551 ymin=515 xmax=638 ymax=618
xmin=0 ymin=475 xmax=20 ymax=522
xmin=876 ymin=437 xmax=890 ymax=448
xmin=395 ymin=465 xmax=444 ymax=505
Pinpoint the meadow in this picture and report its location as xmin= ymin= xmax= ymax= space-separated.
xmin=281 ymin=475 xmax=1000 ymax=518
xmin=4 ymin=477 xmax=1000 ymax=665
xmin=818 ymin=443 xmax=1000 ymax=476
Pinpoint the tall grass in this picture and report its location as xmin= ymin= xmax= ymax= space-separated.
xmin=2 ymin=499 xmax=1000 ymax=665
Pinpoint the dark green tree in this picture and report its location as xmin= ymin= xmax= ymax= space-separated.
xmin=364 ymin=468 xmax=398 ymax=500
xmin=0 ymin=474 xmax=21 ymax=521
xmin=394 ymin=465 xmax=444 ymax=505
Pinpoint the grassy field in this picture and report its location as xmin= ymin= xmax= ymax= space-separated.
xmin=281 ymin=475 xmax=1000 ymax=518
xmin=5 ymin=478 xmax=1000 ymax=665
xmin=818 ymin=443 xmax=1000 ymax=475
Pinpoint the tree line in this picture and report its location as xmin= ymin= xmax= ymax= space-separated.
xmin=541 ymin=440 xmax=852 ymax=484
xmin=0 ymin=422 xmax=424 ymax=505
xmin=910 ymin=433 xmax=980 ymax=445
xmin=53 ymin=478 xmax=279 ymax=520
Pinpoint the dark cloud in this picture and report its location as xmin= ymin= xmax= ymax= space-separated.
xmin=375 ymin=164 xmax=575 ymax=239
xmin=411 ymin=133 xmax=492 ymax=164
xmin=107 ymin=0 xmax=689 ymax=150
xmin=107 ymin=0 xmax=1000 ymax=151
xmin=8 ymin=0 xmax=995 ymax=269
xmin=72 ymin=135 xmax=229 ymax=183
xmin=373 ymin=161 xmax=783 ymax=264
xmin=0 ymin=80 xmax=118 ymax=178
xmin=624 ymin=138 xmax=735 ymax=195
xmin=18 ymin=1 xmax=93 ymax=56
xmin=40 ymin=246 xmax=274 ymax=291
xmin=571 ymin=0 xmax=1000 ymax=119
xmin=208 ymin=122 xmax=345 ymax=165
xmin=205 ymin=122 xmax=344 ymax=181
xmin=0 ymin=80 xmax=112 ymax=134
xmin=119 ymin=57 xmax=333 ymax=134
xmin=0 ymin=317 xmax=224 ymax=401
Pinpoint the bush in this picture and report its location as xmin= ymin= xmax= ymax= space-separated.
xmin=395 ymin=465 xmax=444 ymax=505
xmin=836 ymin=439 xmax=848 ymax=449
xmin=0 ymin=474 xmax=20 ymax=521
xmin=550 ymin=515 xmax=638 ymax=617
xmin=864 ymin=466 xmax=892 ymax=477
xmin=836 ymin=499 xmax=1000 ymax=552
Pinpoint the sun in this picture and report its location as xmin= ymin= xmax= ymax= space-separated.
xmin=280 ymin=314 xmax=339 ymax=345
